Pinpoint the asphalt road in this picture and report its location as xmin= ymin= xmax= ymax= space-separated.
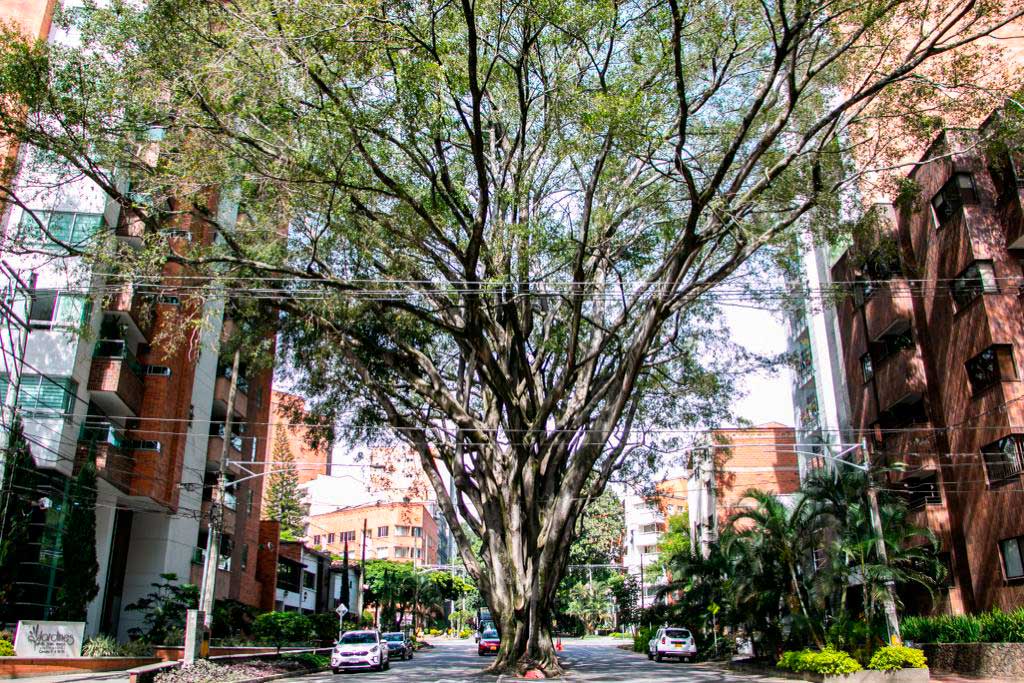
xmin=300 ymin=637 xmax=787 ymax=682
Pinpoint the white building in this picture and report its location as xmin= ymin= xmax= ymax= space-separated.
xmin=788 ymin=237 xmax=854 ymax=476
xmin=623 ymin=492 xmax=672 ymax=606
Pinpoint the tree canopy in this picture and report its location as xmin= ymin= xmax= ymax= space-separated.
xmin=1 ymin=0 xmax=1021 ymax=673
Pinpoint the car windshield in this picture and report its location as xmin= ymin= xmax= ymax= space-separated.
xmin=340 ymin=632 xmax=377 ymax=644
xmin=482 ymin=630 xmax=499 ymax=639
xmin=665 ymin=629 xmax=691 ymax=639
xmin=383 ymin=633 xmax=404 ymax=642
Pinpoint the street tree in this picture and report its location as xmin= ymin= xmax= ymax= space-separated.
xmin=54 ymin=460 xmax=99 ymax=622
xmin=265 ymin=427 xmax=307 ymax=539
xmin=1 ymin=0 xmax=1022 ymax=673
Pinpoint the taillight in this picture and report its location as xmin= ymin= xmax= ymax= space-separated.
xmin=661 ymin=637 xmax=666 ymax=644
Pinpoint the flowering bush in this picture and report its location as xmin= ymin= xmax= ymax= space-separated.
xmin=0 ymin=633 xmax=14 ymax=657
xmin=868 ymin=646 xmax=927 ymax=671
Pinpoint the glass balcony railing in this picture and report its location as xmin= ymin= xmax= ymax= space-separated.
xmin=94 ymin=339 xmax=144 ymax=378
xmin=80 ymin=422 xmax=125 ymax=448
xmin=191 ymin=547 xmax=231 ymax=571
xmin=218 ymin=364 xmax=250 ymax=394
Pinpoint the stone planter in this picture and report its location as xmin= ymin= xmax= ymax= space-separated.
xmin=0 ymin=656 xmax=160 ymax=680
xmin=917 ymin=642 xmax=1024 ymax=678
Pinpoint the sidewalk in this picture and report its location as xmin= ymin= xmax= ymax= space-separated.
xmin=930 ymin=672 xmax=1022 ymax=683
xmin=1 ymin=671 xmax=131 ymax=683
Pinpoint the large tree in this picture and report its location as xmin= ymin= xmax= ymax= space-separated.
xmin=265 ymin=426 xmax=307 ymax=539
xmin=1 ymin=0 xmax=1022 ymax=673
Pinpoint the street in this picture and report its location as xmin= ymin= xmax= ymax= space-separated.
xmin=303 ymin=638 xmax=785 ymax=682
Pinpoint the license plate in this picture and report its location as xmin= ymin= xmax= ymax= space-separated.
xmin=489 ymin=645 xmax=497 ymax=650
xmin=674 ymin=644 xmax=682 ymax=649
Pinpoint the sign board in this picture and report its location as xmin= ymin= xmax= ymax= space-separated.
xmin=335 ymin=604 xmax=349 ymax=617
xmin=14 ymin=621 xmax=85 ymax=658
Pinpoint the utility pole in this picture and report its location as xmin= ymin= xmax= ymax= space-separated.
xmin=360 ymin=517 xmax=368 ymax=624
xmin=862 ymin=438 xmax=901 ymax=644
xmin=198 ymin=347 xmax=240 ymax=631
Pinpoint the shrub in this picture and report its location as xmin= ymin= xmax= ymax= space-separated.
xmin=777 ymin=648 xmax=861 ymax=675
xmin=608 ymin=632 xmax=623 ymax=638
xmin=458 ymin=628 xmax=472 ymax=639
xmin=979 ymin=608 xmax=1024 ymax=643
xmin=83 ymin=635 xmax=122 ymax=657
xmin=122 ymin=639 xmax=153 ymax=657
xmin=868 ymin=646 xmax=927 ymax=671
xmin=282 ymin=652 xmax=329 ymax=669
xmin=428 ymin=628 xmax=441 ymax=636
xmin=309 ymin=613 xmax=341 ymax=643
xmin=0 ymin=634 xmax=14 ymax=657
xmin=633 ymin=626 xmax=656 ymax=653
xmin=252 ymin=612 xmax=314 ymax=650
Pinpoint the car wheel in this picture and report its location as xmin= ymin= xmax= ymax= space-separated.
xmin=655 ymin=652 xmax=663 ymax=663
xmin=409 ymin=650 xmax=413 ymax=659
xmin=383 ymin=659 xmax=390 ymax=671
xmin=331 ymin=668 xmax=340 ymax=675
xmin=647 ymin=651 xmax=653 ymax=660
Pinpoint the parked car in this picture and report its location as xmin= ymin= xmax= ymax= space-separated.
xmin=477 ymin=628 xmax=501 ymax=656
xmin=332 ymin=629 xmax=390 ymax=672
xmin=647 ymin=627 xmax=697 ymax=663
xmin=381 ymin=631 xmax=414 ymax=661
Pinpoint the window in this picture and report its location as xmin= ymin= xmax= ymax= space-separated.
xmin=1000 ymin=536 xmax=1024 ymax=580
xmin=158 ymin=295 xmax=180 ymax=306
xmin=4 ymin=374 xmax=78 ymax=416
xmin=904 ymin=472 xmax=941 ymax=510
xmin=982 ymin=435 xmax=1024 ymax=483
xmin=144 ymin=365 xmax=172 ymax=376
xmin=223 ymin=485 xmax=237 ymax=511
xmin=639 ymin=523 xmax=662 ymax=534
xmin=19 ymin=210 xmax=103 ymax=249
xmin=28 ymin=290 xmax=90 ymax=328
xmin=393 ymin=547 xmax=410 ymax=558
xmin=341 ymin=530 xmax=357 ymax=542
xmin=877 ymin=396 xmax=928 ymax=430
xmin=860 ymin=353 xmax=874 ymax=382
xmin=931 ymin=173 xmax=978 ymax=228
xmin=126 ymin=439 xmax=161 ymax=452
xmin=327 ymin=533 xmax=336 ymax=544
xmin=640 ymin=544 xmax=659 ymax=554
xmin=411 ymin=527 xmax=422 ymax=538
xmin=394 ymin=525 xmax=411 ymax=536
xmin=247 ymin=490 xmax=254 ymax=514
xmin=965 ymin=345 xmax=1016 ymax=395
xmin=277 ymin=561 xmax=300 ymax=591
xmin=377 ymin=526 xmax=389 ymax=537
xmin=241 ymin=544 xmax=249 ymax=570
xmin=951 ymin=261 xmax=997 ymax=311
xmin=313 ymin=535 xmax=322 ymax=545
xmin=303 ymin=571 xmax=316 ymax=589
xmin=871 ymin=326 xmax=915 ymax=364
xmin=376 ymin=548 xmax=389 ymax=559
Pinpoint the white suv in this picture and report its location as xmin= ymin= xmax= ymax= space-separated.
xmin=647 ymin=627 xmax=697 ymax=662
xmin=331 ymin=629 xmax=390 ymax=672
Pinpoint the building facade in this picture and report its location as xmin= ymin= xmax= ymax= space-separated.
xmin=0 ymin=0 xmax=275 ymax=637
xmin=832 ymin=126 xmax=1024 ymax=614
xmin=623 ymin=424 xmax=800 ymax=602
xmin=308 ymin=502 xmax=441 ymax=567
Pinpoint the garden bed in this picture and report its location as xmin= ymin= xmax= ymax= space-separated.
xmin=129 ymin=649 xmax=331 ymax=683
xmin=729 ymin=659 xmax=929 ymax=683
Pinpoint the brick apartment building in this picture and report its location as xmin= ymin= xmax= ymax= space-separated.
xmin=832 ymin=124 xmax=1024 ymax=614
xmin=309 ymin=501 xmax=441 ymax=566
xmin=0 ymin=0 xmax=276 ymax=637
xmin=624 ymin=424 xmax=800 ymax=600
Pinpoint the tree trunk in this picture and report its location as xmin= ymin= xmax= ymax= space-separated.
xmin=489 ymin=595 xmax=560 ymax=675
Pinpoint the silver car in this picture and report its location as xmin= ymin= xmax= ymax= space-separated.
xmin=647 ymin=627 xmax=697 ymax=663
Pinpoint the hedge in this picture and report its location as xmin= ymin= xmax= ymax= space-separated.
xmin=901 ymin=608 xmax=1024 ymax=644
xmin=633 ymin=626 xmax=656 ymax=653
xmin=777 ymin=648 xmax=862 ymax=675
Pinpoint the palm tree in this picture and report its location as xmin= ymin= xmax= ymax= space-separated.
xmin=729 ymin=489 xmax=825 ymax=648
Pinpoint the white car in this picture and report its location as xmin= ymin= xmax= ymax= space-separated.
xmin=331 ymin=629 xmax=390 ymax=673
xmin=647 ymin=627 xmax=697 ymax=663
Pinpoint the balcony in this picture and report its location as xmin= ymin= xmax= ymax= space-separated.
xmin=77 ymin=422 xmax=133 ymax=492
xmin=864 ymin=279 xmax=914 ymax=340
xmin=103 ymin=281 xmax=153 ymax=340
xmin=213 ymin=365 xmax=249 ymax=419
xmin=88 ymin=339 xmax=144 ymax=416
xmin=201 ymin=499 xmax=236 ymax=537
xmin=190 ymin=546 xmax=232 ymax=571
xmin=206 ymin=425 xmax=247 ymax=472
xmin=874 ymin=347 xmax=927 ymax=415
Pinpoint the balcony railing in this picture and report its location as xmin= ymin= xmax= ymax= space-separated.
xmin=191 ymin=547 xmax=231 ymax=571
xmin=80 ymin=422 xmax=125 ymax=448
xmin=218 ymin=364 xmax=250 ymax=395
xmin=94 ymin=339 xmax=144 ymax=378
